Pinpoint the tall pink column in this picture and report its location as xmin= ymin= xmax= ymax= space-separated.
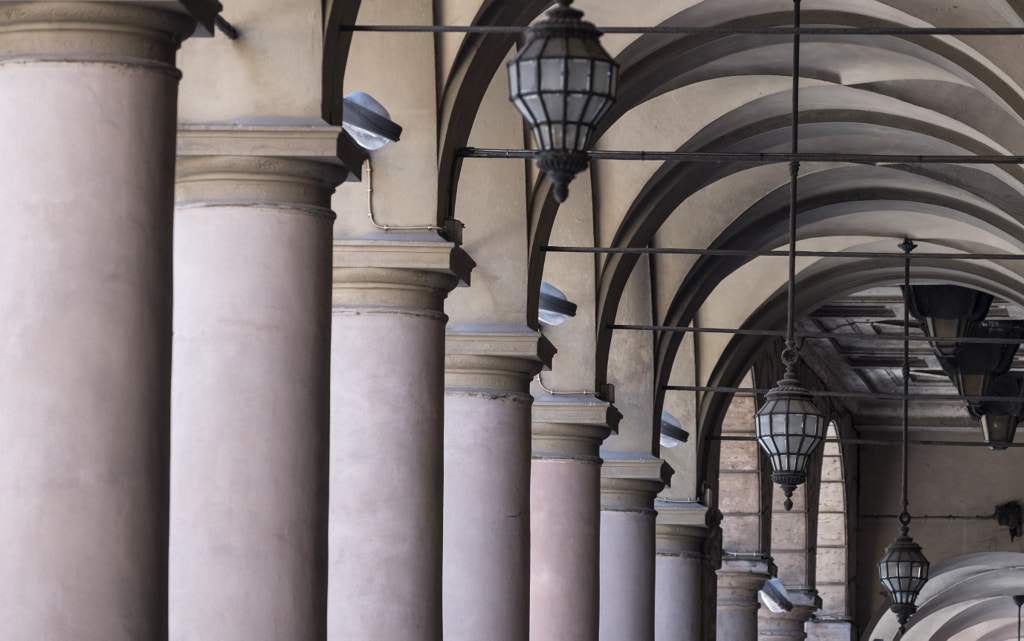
xmin=443 ymin=330 xmax=554 ymax=641
xmin=530 ymin=397 xmax=618 ymax=641
xmin=717 ymin=558 xmax=776 ymax=640
xmin=0 ymin=3 xmax=207 ymax=638
xmin=599 ymin=458 xmax=672 ymax=641
xmin=170 ymin=124 xmax=357 ymax=640
xmin=329 ymin=238 xmax=473 ymax=641
xmin=654 ymin=502 xmax=711 ymax=641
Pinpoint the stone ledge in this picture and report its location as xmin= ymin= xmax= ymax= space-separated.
xmin=532 ymin=397 xmax=620 ymax=461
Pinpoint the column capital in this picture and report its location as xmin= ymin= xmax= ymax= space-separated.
xmin=177 ymin=120 xmax=365 ymax=181
xmin=445 ymin=328 xmax=555 ymax=396
xmin=176 ymin=121 xmax=361 ymax=215
xmin=532 ymin=397 xmax=620 ymax=463
xmin=655 ymin=501 xmax=710 ymax=558
xmin=0 ymin=1 xmax=217 ymax=65
xmin=332 ymin=238 xmax=474 ymax=315
xmin=600 ymin=455 xmax=672 ymax=513
xmin=717 ymin=557 xmax=777 ymax=611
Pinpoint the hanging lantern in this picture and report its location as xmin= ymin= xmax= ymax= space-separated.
xmin=980 ymin=372 xmax=1024 ymax=450
xmin=755 ymin=348 xmax=827 ymax=512
xmin=904 ymin=285 xmax=992 ymax=358
xmin=878 ymin=514 xmax=930 ymax=635
xmin=944 ymin=320 xmax=1024 ymax=417
xmin=507 ymin=0 xmax=618 ymax=203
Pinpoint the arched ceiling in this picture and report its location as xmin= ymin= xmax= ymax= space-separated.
xmin=326 ymin=0 xmax=1024 ymax=634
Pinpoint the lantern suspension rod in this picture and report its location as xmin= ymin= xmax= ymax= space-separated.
xmin=900 ymin=239 xmax=917 ymax=516
xmin=339 ymin=24 xmax=1024 ymax=37
xmin=544 ymin=246 xmax=1024 ymax=260
xmin=713 ymin=435 xmax=1024 ymax=448
xmin=665 ymin=383 xmax=1024 ymax=404
xmin=786 ymin=0 xmax=800 ymax=350
xmin=458 ymin=147 xmax=1024 ymax=164
xmin=609 ymin=324 xmax=1024 ymax=346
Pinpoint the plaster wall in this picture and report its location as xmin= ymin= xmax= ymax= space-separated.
xmin=332 ymin=0 xmax=441 ymax=234
xmin=533 ymin=172 xmax=600 ymax=390
xmin=447 ymin=51 xmax=530 ymax=328
xmin=178 ymin=0 xmax=323 ymax=121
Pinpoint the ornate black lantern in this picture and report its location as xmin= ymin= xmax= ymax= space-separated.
xmin=755 ymin=349 xmax=826 ymax=512
xmin=879 ymin=240 xmax=930 ymax=636
xmin=878 ymin=513 xmax=930 ymax=635
xmin=980 ymin=372 xmax=1024 ymax=450
xmin=905 ymin=285 xmax=992 ymax=358
xmin=507 ymin=0 xmax=618 ymax=203
xmin=945 ymin=320 xmax=1024 ymax=417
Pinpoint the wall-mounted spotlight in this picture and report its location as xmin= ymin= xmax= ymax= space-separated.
xmin=659 ymin=410 xmax=689 ymax=448
xmin=342 ymin=91 xmax=403 ymax=150
xmin=538 ymin=281 xmax=577 ymax=327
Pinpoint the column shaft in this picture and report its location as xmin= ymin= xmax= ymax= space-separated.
xmin=654 ymin=502 xmax=710 ymax=641
xmin=717 ymin=558 xmax=776 ymax=641
xmin=170 ymin=143 xmax=348 ymax=640
xmin=0 ymin=4 xmax=201 ymax=638
xmin=442 ymin=331 xmax=553 ymax=641
xmin=599 ymin=460 xmax=671 ymax=641
xmin=329 ymin=240 xmax=472 ymax=641
xmin=530 ymin=399 xmax=618 ymax=641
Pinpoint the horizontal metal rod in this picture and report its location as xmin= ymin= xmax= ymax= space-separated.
xmin=860 ymin=512 xmax=998 ymax=518
xmin=713 ymin=435 xmax=1023 ymax=448
xmin=611 ymin=324 xmax=1024 ymax=346
xmin=545 ymin=246 xmax=1024 ymax=261
xmin=459 ymin=147 xmax=1024 ymax=164
xmin=664 ymin=383 xmax=1023 ymax=404
xmin=340 ymin=24 xmax=1024 ymax=37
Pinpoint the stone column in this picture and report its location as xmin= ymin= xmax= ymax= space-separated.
xmin=329 ymin=238 xmax=473 ymax=641
xmin=599 ymin=457 xmax=673 ymax=641
xmin=759 ymin=590 xmax=822 ymax=640
xmin=530 ymin=397 xmax=619 ymax=641
xmin=0 ymin=3 xmax=209 ymax=639
xmin=170 ymin=123 xmax=359 ymax=640
xmin=442 ymin=330 xmax=554 ymax=641
xmin=654 ymin=501 xmax=711 ymax=641
xmin=716 ymin=557 xmax=776 ymax=641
